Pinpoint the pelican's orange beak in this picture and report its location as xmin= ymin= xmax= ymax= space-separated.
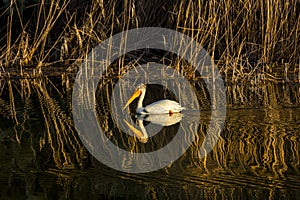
xmin=122 ymin=89 xmax=141 ymax=110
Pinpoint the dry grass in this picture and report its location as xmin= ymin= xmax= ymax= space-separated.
xmin=0 ymin=0 xmax=299 ymax=81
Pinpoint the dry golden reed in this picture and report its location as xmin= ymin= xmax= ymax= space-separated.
xmin=0 ymin=0 xmax=298 ymax=80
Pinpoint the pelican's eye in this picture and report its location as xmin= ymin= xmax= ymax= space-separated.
xmin=138 ymin=84 xmax=145 ymax=90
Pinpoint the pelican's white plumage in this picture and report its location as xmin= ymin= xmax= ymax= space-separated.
xmin=123 ymin=84 xmax=185 ymax=114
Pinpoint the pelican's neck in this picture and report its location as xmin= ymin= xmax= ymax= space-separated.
xmin=137 ymin=88 xmax=146 ymax=111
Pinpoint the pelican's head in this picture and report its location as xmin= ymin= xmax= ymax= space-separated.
xmin=123 ymin=84 xmax=146 ymax=110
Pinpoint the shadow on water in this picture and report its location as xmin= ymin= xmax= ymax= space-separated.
xmin=0 ymin=72 xmax=300 ymax=199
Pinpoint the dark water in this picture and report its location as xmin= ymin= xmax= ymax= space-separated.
xmin=0 ymin=76 xmax=299 ymax=199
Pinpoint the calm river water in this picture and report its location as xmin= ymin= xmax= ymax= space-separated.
xmin=0 ymin=74 xmax=299 ymax=199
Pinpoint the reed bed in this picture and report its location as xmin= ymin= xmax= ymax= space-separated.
xmin=0 ymin=0 xmax=299 ymax=82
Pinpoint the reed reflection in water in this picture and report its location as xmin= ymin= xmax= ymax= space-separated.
xmin=0 ymin=75 xmax=299 ymax=199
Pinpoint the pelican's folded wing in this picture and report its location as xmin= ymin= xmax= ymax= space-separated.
xmin=144 ymin=100 xmax=185 ymax=114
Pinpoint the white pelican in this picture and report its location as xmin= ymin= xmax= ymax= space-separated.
xmin=123 ymin=84 xmax=185 ymax=114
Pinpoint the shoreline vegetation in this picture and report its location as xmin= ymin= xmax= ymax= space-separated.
xmin=0 ymin=0 xmax=299 ymax=82
xmin=0 ymin=2 xmax=299 ymax=196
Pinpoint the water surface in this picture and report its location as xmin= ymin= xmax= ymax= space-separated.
xmin=0 ymin=76 xmax=299 ymax=199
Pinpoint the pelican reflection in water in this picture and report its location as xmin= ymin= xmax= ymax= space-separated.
xmin=124 ymin=113 xmax=183 ymax=143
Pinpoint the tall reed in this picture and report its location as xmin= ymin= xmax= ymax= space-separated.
xmin=0 ymin=0 xmax=298 ymax=80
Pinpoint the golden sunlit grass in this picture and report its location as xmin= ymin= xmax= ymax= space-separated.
xmin=0 ymin=0 xmax=299 ymax=82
